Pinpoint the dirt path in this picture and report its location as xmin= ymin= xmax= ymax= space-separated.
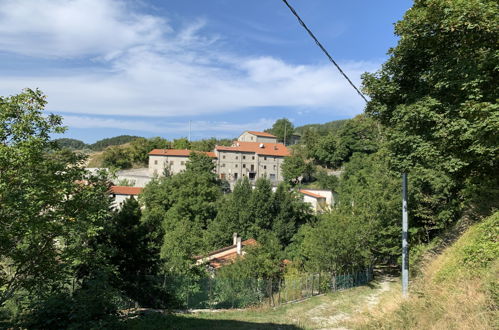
xmin=310 ymin=276 xmax=395 ymax=330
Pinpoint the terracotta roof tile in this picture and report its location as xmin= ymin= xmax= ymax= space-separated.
xmin=299 ymin=189 xmax=326 ymax=199
xmin=246 ymin=131 xmax=277 ymax=138
xmin=216 ymin=141 xmax=290 ymax=157
xmin=209 ymin=252 xmax=239 ymax=269
xmin=148 ymin=149 xmax=217 ymax=158
xmin=110 ymin=186 xmax=143 ymax=195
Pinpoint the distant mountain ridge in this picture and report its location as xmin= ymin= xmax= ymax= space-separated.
xmin=294 ymin=119 xmax=349 ymax=136
xmin=54 ymin=135 xmax=141 ymax=151
xmin=54 ymin=119 xmax=351 ymax=151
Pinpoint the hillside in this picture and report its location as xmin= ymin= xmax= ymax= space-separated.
xmin=347 ymin=212 xmax=499 ymax=329
xmin=294 ymin=119 xmax=349 ymax=136
xmin=121 ymin=212 xmax=498 ymax=329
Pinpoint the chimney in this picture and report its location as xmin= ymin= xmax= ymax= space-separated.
xmin=236 ymin=236 xmax=242 ymax=255
xmin=233 ymin=232 xmax=238 ymax=245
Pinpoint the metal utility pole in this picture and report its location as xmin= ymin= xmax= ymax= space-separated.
xmin=188 ymin=120 xmax=191 ymax=142
xmin=284 ymin=123 xmax=287 ymax=146
xmin=402 ymin=173 xmax=409 ymax=297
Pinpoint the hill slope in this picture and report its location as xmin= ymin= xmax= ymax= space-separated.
xmin=349 ymin=212 xmax=498 ymax=329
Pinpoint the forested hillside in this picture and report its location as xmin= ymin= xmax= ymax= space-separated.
xmin=54 ymin=135 xmax=142 ymax=151
xmin=294 ymin=119 xmax=348 ymax=136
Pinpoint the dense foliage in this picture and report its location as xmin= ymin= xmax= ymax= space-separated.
xmin=89 ymin=135 xmax=141 ymax=151
xmin=54 ymin=138 xmax=87 ymax=150
xmin=362 ymin=0 xmax=498 ymax=213
xmin=294 ymin=119 xmax=348 ymax=136
xmin=1 ymin=0 xmax=497 ymax=326
xmin=266 ymin=118 xmax=294 ymax=144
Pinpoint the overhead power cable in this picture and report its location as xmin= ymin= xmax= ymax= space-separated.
xmin=280 ymin=0 xmax=368 ymax=103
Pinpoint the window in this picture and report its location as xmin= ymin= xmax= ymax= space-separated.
xmin=243 ymin=155 xmax=246 ymax=160
xmin=234 ymin=173 xmax=238 ymax=180
xmin=235 ymin=156 xmax=238 ymax=160
xmin=269 ymin=174 xmax=276 ymax=180
xmin=235 ymin=164 xmax=238 ymax=168
xmin=273 ymin=165 xmax=277 ymax=170
xmin=181 ymin=161 xmax=185 ymax=165
xmin=222 ymin=155 xmax=226 ymax=159
xmin=263 ymin=165 xmax=267 ymax=170
xmin=154 ymin=160 xmax=158 ymax=165
xmin=221 ymin=163 xmax=226 ymax=167
xmin=251 ymin=136 xmax=253 ymax=140
xmin=243 ymin=164 xmax=246 ymax=168
xmin=169 ymin=161 xmax=174 ymax=165
xmin=264 ymin=156 xmax=267 ymax=161
xmin=252 ymin=156 xmax=255 ymax=160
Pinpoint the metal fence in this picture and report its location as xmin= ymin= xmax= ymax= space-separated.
xmin=181 ymin=267 xmax=373 ymax=309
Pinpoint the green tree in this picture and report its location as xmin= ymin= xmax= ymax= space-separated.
xmin=141 ymin=152 xmax=222 ymax=274
xmin=205 ymin=177 xmax=254 ymax=249
xmin=281 ymin=154 xmax=309 ymax=184
xmin=89 ymin=135 xmax=141 ymax=151
xmin=0 ymin=89 xmax=112 ymax=308
xmin=268 ymin=118 xmax=294 ymax=144
xmin=104 ymin=197 xmax=167 ymax=307
xmin=300 ymin=213 xmax=370 ymax=273
xmin=314 ymin=168 xmax=339 ymax=191
xmin=247 ymin=178 xmax=274 ymax=238
xmin=173 ymin=137 xmax=191 ymax=150
xmin=54 ymin=138 xmax=87 ymax=150
xmin=313 ymin=132 xmax=348 ymax=168
xmin=271 ymin=184 xmax=314 ymax=246
xmin=101 ymin=145 xmax=132 ymax=169
xmin=218 ymin=232 xmax=284 ymax=280
xmin=362 ymin=0 xmax=498 ymax=210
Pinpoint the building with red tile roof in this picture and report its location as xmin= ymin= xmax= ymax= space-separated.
xmin=195 ymin=234 xmax=257 ymax=269
xmin=215 ymin=141 xmax=289 ymax=183
xmin=110 ymin=185 xmax=143 ymax=195
xmin=298 ymin=189 xmax=335 ymax=213
xmin=148 ymin=149 xmax=217 ymax=177
xmin=148 ymin=149 xmax=216 ymax=158
xmin=147 ymin=130 xmax=291 ymax=185
xmin=110 ymin=185 xmax=143 ymax=209
xmin=238 ymin=131 xmax=277 ymax=143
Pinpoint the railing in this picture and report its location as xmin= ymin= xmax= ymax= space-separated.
xmin=179 ymin=267 xmax=373 ymax=309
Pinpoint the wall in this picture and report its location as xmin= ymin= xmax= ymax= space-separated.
xmin=148 ymin=155 xmax=189 ymax=177
xmin=238 ymin=132 xmax=277 ymax=143
xmin=216 ymin=150 xmax=285 ymax=184
xmin=111 ymin=194 xmax=137 ymax=209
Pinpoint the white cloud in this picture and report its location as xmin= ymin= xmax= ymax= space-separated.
xmin=0 ymin=0 xmax=379 ymax=119
xmin=62 ymin=115 xmax=275 ymax=137
xmin=0 ymin=0 xmax=167 ymax=58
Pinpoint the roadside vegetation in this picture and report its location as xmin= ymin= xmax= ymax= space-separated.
xmin=347 ymin=212 xmax=498 ymax=329
xmin=0 ymin=0 xmax=497 ymax=328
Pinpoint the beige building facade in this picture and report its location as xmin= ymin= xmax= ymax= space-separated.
xmin=147 ymin=131 xmax=289 ymax=186
xmin=148 ymin=149 xmax=216 ymax=177
xmin=237 ymin=131 xmax=278 ymax=143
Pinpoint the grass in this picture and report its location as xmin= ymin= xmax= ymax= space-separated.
xmin=122 ymin=280 xmax=394 ymax=330
xmin=346 ymin=211 xmax=499 ymax=330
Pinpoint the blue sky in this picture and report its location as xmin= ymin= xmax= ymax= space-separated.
xmin=0 ymin=0 xmax=412 ymax=143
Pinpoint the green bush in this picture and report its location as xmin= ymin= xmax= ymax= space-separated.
xmin=18 ymin=277 xmax=123 ymax=330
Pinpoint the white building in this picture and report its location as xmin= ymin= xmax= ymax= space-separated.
xmin=110 ymin=185 xmax=143 ymax=209
xmin=299 ymin=189 xmax=335 ymax=213
xmin=237 ymin=131 xmax=278 ymax=143
xmin=148 ymin=149 xmax=217 ymax=177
